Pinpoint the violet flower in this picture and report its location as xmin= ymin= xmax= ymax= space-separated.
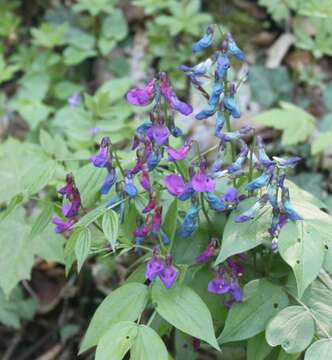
xmin=139 ymin=166 xmax=151 ymax=192
xmin=221 ymin=187 xmax=239 ymax=204
xmin=205 ymin=192 xmax=226 ymax=212
xmin=192 ymin=25 xmax=214 ymax=53
xmin=145 ymin=248 xmax=165 ymax=281
xmin=226 ymin=33 xmax=245 ymax=61
xmin=100 ymin=168 xmax=117 ymax=195
xmin=166 ymin=138 xmax=192 ymax=161
xmin=62 ymin=193 xmax=81 ymax=218
xmin=216 ymin=53 xmax=230 ymax=78
xmin=159 ymin=72 xmax=193 ymax=115
xmin=235 ymin=194 xmax=268 ymax=223
xmin=256 ymin=136 xmax=275 ymax=168
xmin=179 ymin=205 xmax=200 ymax=238
xmin=126 ymin=79 xmax=156 ymax=106
xmin=147 ymin=124 xmax=170 ymax=146
xmin=281 ymin=187 xmax=302 ymax=221
xmin=52 ymin=217 xmax=75 ymax=233
xmin=245 ymin=165 xmax=274 ymax=192
xmin=196 ymin=240 xmax=216 ymax=263
xmin=208 ymin=272 xmax=230 ymax=295
xmin=191 ymin=170 xmax=216 ymax=193
xmin=152 ymin=206 xmax=163 ymax=231
xmin=179 ymin=57 xmax=215 ymax=86
xmin=142 ymin=193 xmax=157 ymax=213
xmin=273 ymin=156 xmax=302 ymax=168
xmin=68 ymin=93 xmax=81 ymax=107
xmin=228 ymin=140 xmax=249 ymax=173
xmin=159 ymin=255 xmax=178 ymax=289
xmin=90 ymin=137 xmax=111 ymax=168
xmin=217 ymin=126 xmax=251 ymax=142
xmin=164 ymin=174 xmax=186 ymax=197
xmin=58 ymin=174 xmax=75 ymax=198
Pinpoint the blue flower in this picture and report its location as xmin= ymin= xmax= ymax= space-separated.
xmin=217 ymin=126 xmax=251 ymax=141
xmin=178 ymin=205 xmax=200 ymax=238
xmin=205 ymin=193 xmax=226 ymax=212
xmin=214 ymin=111 xmax=225 ymax=137
xmin=216 ymin=54 xmax=230 ymax=78
xmin=224 ymin=94 xmax=241 ymax=118
xmin=245 ymin=165 xmax=274 ymax=192
xmin=179 ymin=57 xmax=215 ymax=86
xmin=281 ymin=187 xmax=302 ymax=221
xmin=100 ymin=168 xmax=117 ymax=195
xmin=256 ymin=136 xmax=275 ymax=168
xmin=124 ymin=177 xmax=138 ymax=198
xmin=192 ymin=25 xmax=214 ymax=53
xmin=228 ymin=140 xmax=248 ymax=173
xmin=226 ymin=33 xmax=245 ymax=61
xmin=235 ymin=195 xmax=268 ymax=223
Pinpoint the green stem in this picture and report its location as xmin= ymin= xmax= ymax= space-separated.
xmin=248 ymin=132 xmax=256 ymax=183
xmin=147 ymin=310 xmax=157 ymax=327
xmin=112 ymin=149 xmax=126 ymax=178
xmin=200 ymin=192 xmax=214 ymax=235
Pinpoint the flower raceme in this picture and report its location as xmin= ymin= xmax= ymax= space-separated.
xmin=52 ymin=25 xmax=303 ymax=298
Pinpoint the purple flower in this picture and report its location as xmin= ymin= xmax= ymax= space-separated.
xmin=178 ymin=184 xmax=195 ymax=201
xmin=166 ymin=138 xmax=192 ymax=161
xmin=147 ymin=124 xmax=170 ymax=146
xmin=62 ymin=193 xmax=81 ymax=218
xmin=191 ymin=171 xmax=215 ymax=193
xmin=245 ymin=165 xmax=274 ymax=192
xmin=192 ymin=25 xmax=214 ymax=53
xmin=139 ymin=166 xmax=151 ymax=191
xmin=171 ymin=126 xmax=183 ymax=137
xmin=58 ymin=174 xmax=75 ymax=198
xmin=179 ymin=57 xmax=214 ymax=86
xmin=281 ymin=187 xmax=302 ymax=221
xmin=126 ymin=79 xmax=156 ymax=106
xmin=228 ymin=279 xmax=242 ymax=302
xmin=145 ymin=248 xmax=165 ymax=281
xmin=164 ymin=174 xmax=186 ymax=196
xmin=159 ymin=72 xmax=193 ymax=115
xmin=196 ymin=240 xmax=216 ymax=263
xmin=228 ymin=139 xmax=248 ymax=173
xmin=159 ymin=255 xmax=178 ymax=289
xmin=143 ymin=193 xmax=157 ymax=213
xmin=52 ymin=217 xmax=75 ymax=233
xmin=217 ymin=126 xmax=251 ymax=142
xmin=90 ymin=137 xmax=111 ymax=168
xmin=235 ymin=194 xmax=268 ymax=223
xmin=68 ymin=93 xmax=81 ymax=107
xmin=100 ymin=168 xmax=117 ymax=195
xmin=256 ymin=136 xmax=275 ymax=168
xmin=130 ymin=157 xmax=144 ymax=175
xmin=226 ymin=32 xmax=245 ymax=61
xmin=216 ymin=53 xmax=230 ymax=78
xmin=221 ymin=187 xmax=238 ymax=204
xmin=273 ymin=156 xmax=301 ymax=168
xmin=208 ymin=274 xmax=231 ymax=295
xmin=153 ymin=206 xmax=162 ymax=231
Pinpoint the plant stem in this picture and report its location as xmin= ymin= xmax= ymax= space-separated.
xmin=200 ymin=192 xmax=215 ymax=235
xmin=248 ymin=132 xmax=256 ymax=184
xmin=147 ymin=310 xmax=157 ymax=327
xmin=112 ymin=149 xmax=126 ymax=178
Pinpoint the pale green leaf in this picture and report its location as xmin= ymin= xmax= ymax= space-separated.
xmin=102 ymin=209 xmax=119 ymax=249
xmin=75 ymin=228 xmax=91 ymax=272
xmin=247 ymin=332 xmax=272 ymax=360
xmin=266 ymin=306 xmax=315 ymax=353
xmin=219 ymin=279 xmax=289 ymax=344
xmin=312 ymin=131 xmax=332 ymax=155
xmin=304 ymin=339 xmax=332 ymax=360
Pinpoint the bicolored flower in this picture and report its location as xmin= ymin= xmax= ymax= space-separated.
xmin=90 ymin=137 xmax=111 ymax=168
xmin=147 ymin=124 xmax=170 ymax=146
xmin=281 ymin=187 xmax=302 ymax=221
xmin=52 ymin=217 xmax=75 ymax=233
xmin=221 ymin=187 xmax=239 ymax=205
xmin=159 ymin=72 xmax=193 ymax=115
xmin=126 ymin=79 xmax=156 ymax=106
xmin=228 ymin=139 xmax=248 ymax=173
xmin=130 ymin=155 xmax=144 ymax=175
xmin=179 ymin=57 xmax=215 ymax=86
xmin=267 ymin=176 xmax=278 ymax=208
xmin=256 ymin=136 xmax=274 ymax=168
xmin=164 ymin=174 xmax=186 ymax=196
xmin=226 ymin=32 xmax=245 ymax=61
xmin=178 ymin=184 xmax=195 ymax=201
xmin=224 ymin=93 xmax=241 ymax=119
xmin=273 ymin=156 xmax=301 ymax=168
xmin=100 ymin=168 xmax=117 ymax=195
xmin=143 ymin=193 xmax=157 ymax=213
xmin=192 ymin=25 xmax=214 ymax=53
xmin=235 ymin=194 xmax=268 ymax=223
xmin=145 ymin=248 xmax=165 ymax=281
xmin=166 ymin=138 xmax=192 ymax=161
xmin=159 ymin=255 xmax=178 ymax=289
xmin=179 ymin=205 xmax=200 ymax=238
xmin=245 ymin=165 xmax=274 ymax=192
xmin=217 ymin=126 xmax=251 ymax=141
xmin=196 ymin=240 xmax=216 ymax=263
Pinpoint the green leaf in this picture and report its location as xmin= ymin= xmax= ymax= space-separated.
xmin=254 ymin=102 xmax=315 ymax=146
xmin=247 ymin=332 xmax=272 ymax=360
xmin=63 ymin=46 xmax=96 ymax=65
xmin=75 ymin=228 xmax=91 ymax=272
xmin=73 ymin=204 xmax=108 ymax=228
xmin=215 ymin=198 xmax=272 ymax=264
xmin=23 ymin=160 xmax=57 ymax=195
xmin=29 ymin=204 xmax=53 ymax=239
xmin=304 ymin=339 xmax=332 ymax=360
xmin=162 ymin=199 xmax=178 ymax=243
xmin=102 ymin=209 xmax=119 ymax=249
xmin=266 ymin=305 xmax=315 ymax=353
xmin=277 ymin=349 xmax=300 ymax=360
xmin=96 ymin=321 xmax=137 ymax=360
xmin=278 ymin=221 xmax=325 ymax=297
xmin=80 ymin=283 xmax=149 ymax=353
xmin=64 ymin=230 xmax=79 ymax=276
xmin=312 ymin=131 xmax=332 ymax=155
xmin=219 ymin=279 xmax=289 ymax=344
xmin=151 ymin=280 xmax=220 ymax=351
xmin=131 ymin=325 xmax=168 ymax=360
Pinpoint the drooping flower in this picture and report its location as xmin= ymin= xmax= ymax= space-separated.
xmin=139 ymin=165 xmax=151 ymax=192
xmin=147 ymin=151 xmax=162 ymax=171
xmin=281 ymin=186 xmax=302 ymax=221
xmin=58 ymin=174 xmax=75 ymax=198
xmin=256 ymin=136 xmax=274 ymax=168
xmin=124 ymin=176 xmax=138 ymax=199
xmin=159 ymin=72 xmax=193 ymax=115
xmin=126 ymin=79 xmax=156 ymax=106
xmin=147 ymin=124 xmax=170 ymax=146
xmin=100 ymin=168 xmax=117 ymax=195
xmin=90 ymin=137 xmax=111 ymax=168
xmin=179 ymin=57 xmax=215 ymax=85
xmin=179 ymin=205 xmax=200 ymax=238
xmin=159 ymin=255 xmax=178 ymax=289
xmin=235 ymin=194 xmax=268 ymax=223
xmin=145 ymin=247 xmax=165 ymax=281
xmin=245 ymin=165 xmax=274 ymax=192
xmin=52 ymin=217 xmax=76 ymax=233
xmin=62 ymin=192 xmax=81 ymax=218
xmin=214 ymin=111 xmax=225 ymax=137
xmin=216 ymin=53 xmax=230 ymax=78
xmin=205 ymin=192 xmax=226 ymax=212
xmin=273 ymin=156 xmax=302 ymax=168
xmin=192 ymin=25 xmax=214 ymax=53
xmin=178 ymin=184 xmax=195 ymax=201
xmin=228 ymin=139 xmax=248 ymax=173
xmin=267 ymin=176 xmax=278 ymax=208
xmin=196 ymin=239 xmax=216 ymax=263
xmin=164 ymin=174 xmax=186 ymax=196
xmin=221 ymin=187 xmax=239 ymax=205
xmin=224 ymin=90 xmax=241 ymax=118
xmin=217 ymin=126 xmax=251 ymax=142
xmin=152 ymin=206 xmax=163 ymax=231
xmin=226 ymin=32 xmax=245 ymax=61
xmin=142 ymin=192 xmax=157 ymax=213
xmin=166 ymin=138 xmax=192 ymax=161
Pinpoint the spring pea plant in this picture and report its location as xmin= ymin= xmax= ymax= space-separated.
xmin=53 ymin=26 xmax=332 ymax=359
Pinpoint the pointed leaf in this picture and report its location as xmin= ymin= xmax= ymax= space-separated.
xmin=75 ymin=227 xmax=91 ymax=272
xmin=162 ymin=199 xmax=178 ymax=243
xmin=102 ymin=209 xmax=119 ymax=249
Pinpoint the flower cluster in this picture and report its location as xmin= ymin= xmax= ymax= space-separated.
xmin=52 ymin=174 xmax=81 ymax=233
xmin=53 ymin=25 xmax=303 ymax=298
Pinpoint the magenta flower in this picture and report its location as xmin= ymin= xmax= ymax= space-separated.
xmin=147 ymin=124 xmax=170 ymax=146
xmin=191 ymin=171 xmax=215 ymax=193
xmin=142 ymin=193 xmax=157 ymax=213
xmin=126 ymin=79 xmax=156 ymax=106
xmin=164 ymin=174 xmax=186 ymax=196
xmin=90 ymin=137 xmax=111 ymax=168
xmin=166 ymin=138 xmax=192 ymax=161
xmin=139 ymin=166 xmax=151 ymax=191
xmin=145 ymin=248 xmax=165 ymax=281
xmin=159 ymin=72 xmax=193 ymax=115
xmin=152 ymin=206 xmax=162 ymax=231
xmin=52 ymin=217 xmax=75 ymax=233
xmin=196 ymin=240 xmax=216 ymax=263
xmin=159 ymin=255 xmax=178 ymax=289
